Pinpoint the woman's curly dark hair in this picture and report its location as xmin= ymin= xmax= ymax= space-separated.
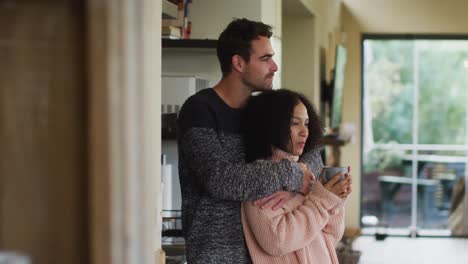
xmin=242 ymin=89 xmax=323 ymax=162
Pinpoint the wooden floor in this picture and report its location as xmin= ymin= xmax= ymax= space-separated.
xmin=353 ymin=236 xmax=468 ymax=264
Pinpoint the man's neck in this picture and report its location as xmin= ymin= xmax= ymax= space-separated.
xmin=213 ymin=76 xmax=251 ymax=109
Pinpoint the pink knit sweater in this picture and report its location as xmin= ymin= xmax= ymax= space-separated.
xmin=241 ymin=149 xmax=346 ymax=264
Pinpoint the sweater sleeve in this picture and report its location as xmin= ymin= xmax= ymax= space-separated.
xmin=242 ymin=183 xmax=343 ymax=256
xmin=299 ymin=148 xmax=324 ymax=177
xmin=300 ymin=148 xmax=345 ymax=246
xmin=322 ymin=202 xmax=346 ymax=246
xmin=178 ymin=99 xmax=304 ymax=201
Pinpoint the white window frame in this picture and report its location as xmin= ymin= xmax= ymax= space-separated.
xmin=363 ymin=37 xmax=468 ymax=237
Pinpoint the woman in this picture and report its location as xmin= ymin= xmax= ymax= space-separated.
xmin=241 ymin=89 xmax=352 ymax=264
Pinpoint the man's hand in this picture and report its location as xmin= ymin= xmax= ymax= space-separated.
xmin=253 ymin=191 xmax=295 ymax=210
xmin=298 ymin=162 xmax=314 ymax=195
xmin=252 ymin=162 xmax=315 ymax=210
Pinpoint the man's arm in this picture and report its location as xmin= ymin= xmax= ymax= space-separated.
xmin=254 ymin=148 xmax=323 ymax=210
xmin=253 ymin=164 xmax=313 ymax=210
xmin=298 ymin=148 xmax=324 ymax=176
xmin=178 ymin=99 xmax=304 ymax=201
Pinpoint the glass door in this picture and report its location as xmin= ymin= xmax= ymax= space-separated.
xmin=361 ymin=37 xmax=468 ymax=237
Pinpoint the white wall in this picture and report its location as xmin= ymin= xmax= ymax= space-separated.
xmin=282 ymin=16 xmax=316 ymax=100
xmin=262 ymin=0 xmax=283 ymax=38
xmin=162 ymin=49 xmax=221 ymax=86
xmin=190 ymin=0 xmax=282 ymax=39
xmin=190 ymin=0 xmax=262 ymax=40
xmin=282 ymin=0 xmax=342 ymax=107
xmin=341 ymin=0 xmax=468 ymax=228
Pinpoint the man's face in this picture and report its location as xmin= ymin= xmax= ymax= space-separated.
xmin=241 ymin=36 xmax=278 ymax=91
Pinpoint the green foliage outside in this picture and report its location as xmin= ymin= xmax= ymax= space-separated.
xmin=363 ymin=146 xmax=405 ymax=174
xmin=363 ymin=39 xmax=468 ymax=172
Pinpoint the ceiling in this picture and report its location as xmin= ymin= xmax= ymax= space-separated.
xmin=282 ymin=0 xmax=313 ymax=17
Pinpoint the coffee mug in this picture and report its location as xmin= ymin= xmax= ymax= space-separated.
xmin=319 ymin=166 xmax=347 ymax=184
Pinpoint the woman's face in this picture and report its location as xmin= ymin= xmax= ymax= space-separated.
xmin=287 ymin=102 xmax=309 ymax=156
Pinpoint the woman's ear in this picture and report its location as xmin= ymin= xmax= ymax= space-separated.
xmin=232 ymin=55 xmax=245 ymax=73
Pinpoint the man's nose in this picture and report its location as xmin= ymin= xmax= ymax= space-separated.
xmin=271 ymin=59 xmax=278 ymax=72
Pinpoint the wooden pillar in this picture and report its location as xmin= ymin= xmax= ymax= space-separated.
xmin=0 ymin=1 xmax=87 ymax=264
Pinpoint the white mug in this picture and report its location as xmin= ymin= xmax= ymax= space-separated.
xmin=319 ymin=166 xmax=347 ymax=184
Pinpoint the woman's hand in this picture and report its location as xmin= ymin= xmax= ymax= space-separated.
xmin=321 ymin=166 xmax=352 ymax=199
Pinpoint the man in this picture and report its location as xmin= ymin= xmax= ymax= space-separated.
xmin=177 ymin=18 xmax=321 ymax=263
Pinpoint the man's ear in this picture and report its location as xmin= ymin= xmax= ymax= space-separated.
xmin=232 ymin=55 xmax=245 ymax=73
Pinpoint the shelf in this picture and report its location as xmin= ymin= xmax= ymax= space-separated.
xmin=162 ymin=0 xmax=178 ymax=19
xmin=162 ymin=39 xmax=217 ymax=49
xmin=323 ymin=133 xmax=348 ymax=146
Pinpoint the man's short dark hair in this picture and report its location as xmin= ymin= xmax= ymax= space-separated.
xmin=217 ymin=18 xmax=273 ymax=76
xmin=243 ymin=89 xmax=324 ymax=162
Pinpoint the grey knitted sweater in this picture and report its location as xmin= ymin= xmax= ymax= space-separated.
xmin=177 ymin=88 xmax=324 ymax=263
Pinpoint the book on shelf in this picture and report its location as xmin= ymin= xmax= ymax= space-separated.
xmin=162 ymin=16 xmax=183 ymax=28
xmin=162 ymin=0 xmax=184 ymax=27
xmin=162 ymin=34 xmax=181 ymax=40
xmin=162 ymin=0 xmax=192 ymax=39
xmin=162 ymin=25 xmax=181 ymax=39
xmin=182 ymin=20 xmax=191 ymax=39
xmin=181 ymin=0 xmax=192 ymax=39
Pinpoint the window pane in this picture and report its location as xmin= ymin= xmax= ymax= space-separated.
xmin=417 ymin=40 xmax=468 ymax=145
xmin=362 ymin=37 xmax=468 ymax=236
xmin=363 ymin=40 xmax=414 ymax=144
xmin=362 ymin=148 xmax=412 ymax=228
xmin=416 ymin=153 xmax=467 ymax=229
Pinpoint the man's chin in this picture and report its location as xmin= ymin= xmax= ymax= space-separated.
xmin=251 ymin=86 xmax=272 ymax=92
xmin=259 ymin=83 xmax=274 ymax=91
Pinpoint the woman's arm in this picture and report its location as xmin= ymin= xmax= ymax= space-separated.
xmin=322 ymin=201 xmax=346 ymax=246
xmin=243 ymin=183 xmax=343 ymax=256
xmin=321 ymin=173 xmax=352 ymax=246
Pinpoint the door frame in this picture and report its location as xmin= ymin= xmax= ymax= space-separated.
xmin=87 ymin=0 xmax=162 ymax=263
